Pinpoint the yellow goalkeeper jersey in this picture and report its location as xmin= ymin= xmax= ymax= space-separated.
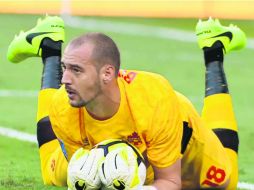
xmin=50 ymin=69 xmax=183 ymax=166
xmin=49 ymin=69 xmax=231 ymax=188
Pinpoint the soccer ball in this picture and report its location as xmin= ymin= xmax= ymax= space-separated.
xmin=94 ymin=139 xmax=147 ymax=189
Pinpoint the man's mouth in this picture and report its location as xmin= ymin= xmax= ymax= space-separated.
xmin=65 ymin=87 xmax=77 ymax=100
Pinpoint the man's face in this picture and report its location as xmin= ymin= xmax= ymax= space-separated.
xmin=61 ymin=43 xmax=102 ymax=107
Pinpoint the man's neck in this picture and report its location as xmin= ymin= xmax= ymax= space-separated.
xmin=85 ymin=81 xmax=121 ymax=120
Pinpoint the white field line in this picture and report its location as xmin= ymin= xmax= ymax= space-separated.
xmin=0 ymin=89 xmax=37 ymax=97
xmin=0 ymin=126 xmax=37 ymax=143
xmin=63 ymin=15 xmax=254 ymax=49
xmin=0 ymin=125 xmax=253 ymax=189
xmin=238 ymin=182 xmax=254 ymax=190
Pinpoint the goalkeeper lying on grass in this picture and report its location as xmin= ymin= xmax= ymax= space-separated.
xmin=7 ymin=16 xmax=246 ymax=189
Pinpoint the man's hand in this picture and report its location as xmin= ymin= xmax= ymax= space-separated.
xmin=98 ymin=147 xmax=146 ymax=190
xmin=67 ymin=148 xmax=103 ymax=190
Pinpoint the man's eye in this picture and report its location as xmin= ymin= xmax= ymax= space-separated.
xmin=73 ymin=68 xmax=81 ymax=73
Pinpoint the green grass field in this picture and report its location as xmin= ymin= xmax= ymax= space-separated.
xmin=0 ymin=14 xmax=254 ymax=190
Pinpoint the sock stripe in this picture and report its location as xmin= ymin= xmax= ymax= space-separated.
xmin=213 ymin=128 xmax=239 ymax=153
xmin=37 ymin=117 xmax=57 ymax=147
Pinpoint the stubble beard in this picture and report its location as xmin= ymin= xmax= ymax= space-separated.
xmin=69 ymin=80 xmax=102 ymax=108
xmin=69 ymin=98 xmax=87 ymax=108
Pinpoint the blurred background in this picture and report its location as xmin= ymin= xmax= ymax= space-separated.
xmin=1 ymin=0 xmax=254 ymax=19
xmin=0 ymin=0 xmax=254 ymax=189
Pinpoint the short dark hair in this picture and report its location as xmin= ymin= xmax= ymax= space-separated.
xmin=69 ymin=32 xmax=120 ymax=77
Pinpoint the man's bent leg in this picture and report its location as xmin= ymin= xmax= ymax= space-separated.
xmin=37 ymin=38 xmax=68 ymax=186
xmin=196 ymin=18 xmax=246 ymax=189
xmin=201 ymin=39 xmax=239 ymax=190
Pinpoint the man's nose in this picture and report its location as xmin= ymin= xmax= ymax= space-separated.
xmin=61 ymin=70 xmax=71 ymax=85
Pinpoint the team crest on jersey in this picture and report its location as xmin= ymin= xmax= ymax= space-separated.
xmin=127 ymin=132 xmax=142 ymax=146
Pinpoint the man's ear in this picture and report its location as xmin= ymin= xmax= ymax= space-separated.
xmin=100 ymin=64 xmax=115 ymax=84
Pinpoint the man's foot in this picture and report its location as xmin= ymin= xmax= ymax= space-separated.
xmin=196 ymin=17 xmax=246 ymax=53
xmin=7 ymin=15 xmax=65 ymax=63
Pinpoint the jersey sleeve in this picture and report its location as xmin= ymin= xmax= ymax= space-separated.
xmin=146 ymin=88 xmax=183 ymax=168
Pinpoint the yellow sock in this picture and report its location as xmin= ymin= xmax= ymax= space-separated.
xmin=202 ymin=94 xmax=237 ymax=131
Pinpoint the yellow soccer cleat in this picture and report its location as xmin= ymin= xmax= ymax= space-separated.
xmin=196 ymin=17 xmax=246 ymax=53
xmin=7 ymin=15 xmax=65 ymax=63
